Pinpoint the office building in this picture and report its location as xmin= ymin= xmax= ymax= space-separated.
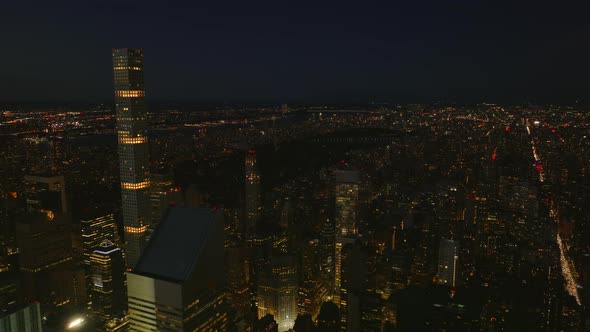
xmin=113 ymin=48 xmax=151 ymax=268
xmin=226 ymin=246 xmax=251 ymax=315
xmin=320 ymin=218 xmax=335 ymax=291
xmin=257 ymin=255 xmax=298 ymax=332
xmin=90 ymin=240 xmax=126 ymax=320
xmin=334 ymin=170 xmax=359 ymax=305
xmin=299 ymin=240 xmax=323 ymax=318
xmin=127 ymin=207 xmax=227 ymax=331
xmin=24 ymin=174 xmax=67 ymax=215
xmin=334 ymin=170 xmax=359 ymax=237
xmin=16 ymin=211 xmax=73 ymax=306
xmin=0 ymin=302 xmax=42 ymax=332
xmin=81 ymin=214 xmax=120 ymax=266
xmin=0 ymin=273 xmax=19 ymax=314
xmin=436 ymin=239 xmax=459 ymax=287
xmin=245 ymin=150 xmax=261 ymax=233
xmin=338 ymin=240 xmax=364 ymax=331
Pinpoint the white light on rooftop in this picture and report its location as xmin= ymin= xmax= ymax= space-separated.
xmin=67 ymin=317 xmax=85 ymax=329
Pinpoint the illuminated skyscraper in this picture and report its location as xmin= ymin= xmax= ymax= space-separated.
xmin=112 ymin=48 xmax=150 ymax=268
xmin=257 ymin=255 xmax=298 ymax=332
xmin=90 ymin=240 xmax=126 ymax=321
xmin=299 ymin=239 xmax=323 ymax=318
xmin=245 ymin=150 xmax=261 ymax=233
xmin=436 ymin=238 xmax=458 ymax=287
xmin=81 ymin=214 xmax=120 ymax=266
xmin=334 ymin=171 xmax=359 ymax=237
xmin=333 ymin=170 xmax=359 ymax=306
xmin=226 ymin=246 xmax=251 ymax=315
xmin=127 ymin=207 xmax=227 ymax=331
xmin=320 ymin=218 xmax=335 ymax=291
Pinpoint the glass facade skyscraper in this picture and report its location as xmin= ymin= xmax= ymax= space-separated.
xmin=112 ymin=48 xmax=150 ymax=268
xmin=333 ymin=170 xmax=359 ymax=306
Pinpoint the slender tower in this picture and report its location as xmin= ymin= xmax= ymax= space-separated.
xmin=245 ymin=150 xmax=261 ymax=233
xmin=333 ymin=170 xmax=359 ymax=307
xmin=112 ymin=48 xmax=150 ymax=268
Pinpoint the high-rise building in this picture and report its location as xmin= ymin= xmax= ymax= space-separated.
xmin=299 ymin=239 xmax=323 ymax=318
xmin=334 ymin=171 xmax=359 ymax=237
xmin=24 ymin=174 xmax=67 ymax=215
xmin=0 ymin=273 xmax=19 ymax=314
xmin=436 ymin=239 xmax=459 ymax=287
xmin=127 ymin=207 xmax=227 ymax=331
xmin=0 ymin=194 xmax=22 ymax=259
xmin=112 ymin=48 xmax=151 ymax=268
xmin=257 ymin=255 xmax=298 ymax=332
xmin=16 ymin=211 xmax=73 ymax=306
xmin=226 ymin=246 xmax=251 ymax=315
xmin=245 ymin=150 xmax=261 ymax=233
xmin=0 ymin=302 xmax=42 ymax=332
xmin=334 ymin=171 xmax=359 ymax=306
xmin=81 ymin=214 xmax=120 ymax=266
xmin=90 ymin=240 xmax=126 ymax=321
xmin=338 ymin=239 xmax=364 ymax=331
xmin=320 ymin=218 xmax=335 ymax=291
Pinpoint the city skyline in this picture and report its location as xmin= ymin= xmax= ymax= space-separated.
xmin=2 ymin=3 xmax=590 ymax=331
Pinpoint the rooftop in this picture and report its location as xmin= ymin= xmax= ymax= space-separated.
xmin=134 ymin=207 xmax=220 ymax=282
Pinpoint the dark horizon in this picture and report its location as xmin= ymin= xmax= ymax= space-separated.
xmin=3 ymin=1 xmax=590 ymax=103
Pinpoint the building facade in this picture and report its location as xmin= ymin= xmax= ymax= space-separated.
xmin=90 ymin=240 xmax=126 ymax=320
xmin=436 ymin=238 xmax=459 ymax=287
xmin=127 ymin=207 xmax=227 ymax=331
xmin=112 ymin=48 xmax=151 ymax=268
xmin=334 ymin=171 xmax=360 ymax=306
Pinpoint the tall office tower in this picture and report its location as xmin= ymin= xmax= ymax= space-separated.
xmin=0 ymin=275 xmax=19 ymax=313
xmin=127 ymin=207 xmax=227 ymax=331
xmin=410 ymin=221 xmax=435 ymax=286
xmin=112 ymin=48 xmax=151 ymax=268
xmin=338 ymin=240 xmax=364 ymax=331
xmin=24 ymin=174 xmax=67 ymax=215
xmin=226 ymin=246 xmax=251 ymax=315
xmin=0 ymin=194 xmax=21 ymax=259
xmin=0 ymin=302 xmax=42 ymax=332
xmin=279 ymin=198 xmax=293 ymax=229
xmin=16 ymin=211 xmax=73 ymax=306
xmin=245 ymin=150 xmax=261 ymax=233
xmin=257 ymin=255 xmax=298 ymax=332
xmin=320 ymin=218 xmax=335 ymax=291
xmin=299 ymin=239 xmax=324 ymax=318
xmin=436 ymin=238 xmax=459 ymax=287
xmin=81 ymin=214 xmax=120 ymax=266
xmin=333 ymin=170 xmax=359 ymax=306
xmin=90 ymin=240 xmax=126 ymax=322
xmin=334 ymin=171 xmax=359 ymax=237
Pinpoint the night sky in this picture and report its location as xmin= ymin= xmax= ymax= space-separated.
xmin=2 ymin=1 xmax=590 ymax=103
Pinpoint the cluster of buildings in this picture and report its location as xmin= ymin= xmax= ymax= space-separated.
xmin=0 ymin=50 xmax=588 ymax=332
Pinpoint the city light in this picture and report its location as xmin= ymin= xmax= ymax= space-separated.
xmin=67 ymin=317 xmax=85 ymax=329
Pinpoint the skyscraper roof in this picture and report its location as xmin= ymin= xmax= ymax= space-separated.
xmin=134 ymin=207 xmax=220 ymax=282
